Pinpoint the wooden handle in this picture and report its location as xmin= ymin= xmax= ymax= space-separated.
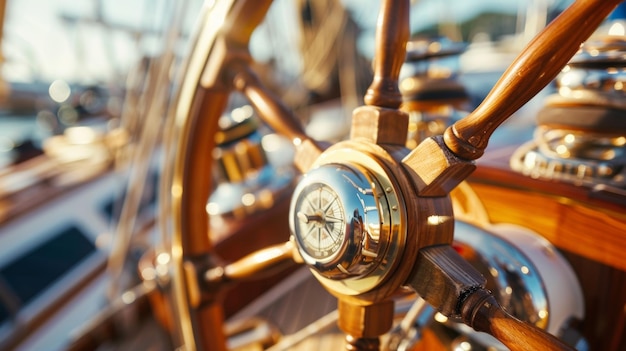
xmin=205 ymin=241 xmax=295 ymax=283
xmin=444 ymin=0 xmax=622 ymax=160
xmin=230 ymin=62 xmax=323 ymax=171
xmin=364 ymin=0 xmax=409 ymax=108
xmin=222 ymin=0 xmax=273 ymax=47
xmin=409 ymin=246 xmax=574 ymax=350
xmin=407 ymin=245 xmax=485 ymax=317
xmin=461 ymin=289 xmax=575 ymax=351
xmin=231 ymin=62 xmax=309 ymax=143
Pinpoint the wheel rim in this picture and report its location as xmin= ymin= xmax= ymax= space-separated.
xmin=165 ymin=1 xmax=273 ymax=349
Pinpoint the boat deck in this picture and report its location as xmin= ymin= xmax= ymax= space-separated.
xmin=229 ymin=267 xmax=343 ymax=350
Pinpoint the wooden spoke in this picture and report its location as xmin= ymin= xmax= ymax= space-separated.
xmin=443 ymin=0 xmax=622 ymax=160
xmin=363 ymin=0 xmax=409 ymax=108
xmin=404 ymin=0 xmax=622 ymax=195
xmin=204 ymin=241 xmax=297 ymax=284
xmin=461 ymin=290 xmax=575 ymax=351
xmin=229 ymin=62 xmax=323 ymax=171
xmin=408 ymin=245 xmax=574 ymax=351
xmin=350 ymin=0 xmax=410 ymax=146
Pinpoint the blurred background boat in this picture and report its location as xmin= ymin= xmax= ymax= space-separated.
xmin=0 ymin=1 xmax=203 ymax=349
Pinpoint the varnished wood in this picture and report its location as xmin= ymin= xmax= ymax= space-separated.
xmin=229 ymin=62 xmax=307 ymax=140
xmin=469 ymin=165 xmax=626 ymax=272
xmin=196 ymin=0 xmax=273 ymax=89
xmin=349 ymin=106 xmax=409 ymax=146
xmin=176 ymin=87 xmax=226 ymax=255
xmin=229 ymin=62 xmax=322 ymax=172
xmin=345 ymin=335 xmax=380 ymax=351
xmin=349 ymin=0 xmax=411 ymax=148
xmin=204 ymin=241 xmax=295 ymax=283
xmin=363 ymin=0 xmax=409 ymax=108
xmin=221 ymin=0 xmax=273 ymax=47
xmin=402 ymin=136 xmax=475 ymax=196
xmin=463 ymin=155 xmax=626 ymax=350
xmin=194 ymin=305 xmax=227 ymax=351
xmin=167 ymin=1 xmax=277 ymax=350
xmin=407 ymin=245 xmax=485 ymax=317
xmin=209 ymin=190 xmax=297 ymax=318
xmin=461 ymin=289 xmax=574 ymax=351
xmin=169 ymin=86 xmax=229 ymax=350
xmin=443 ymin=0 xmax=622 ymax=160
xmin=337 ymin=299 xmax=394 ymax=339
xmin=450 ymin=181 xmax=491 ymax=226
xmin=408 ymin=245 xmax=574 ymax=351
xmin=410 ymin=328 xmax=448 ymax=351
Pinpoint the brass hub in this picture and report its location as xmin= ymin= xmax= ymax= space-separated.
xmin=289 ymin=140 xmax=454 ymax=303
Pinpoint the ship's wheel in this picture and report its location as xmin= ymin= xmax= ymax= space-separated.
xmin=159 ymin=0 xmax=622 ymax=350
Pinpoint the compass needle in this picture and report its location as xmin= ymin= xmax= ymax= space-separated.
xmin=317 ymin=228 xmax=322 ymax=248
xmin=325 ymin=215 xmax=343 ymax=223
xmin=297 ymin=211 xmax=309 ymax=224
xmin=289 ymin=159 xmax=401 ymax=283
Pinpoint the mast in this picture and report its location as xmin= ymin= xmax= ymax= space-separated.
xmin=0 ymin=0 xmax=6 ymax=67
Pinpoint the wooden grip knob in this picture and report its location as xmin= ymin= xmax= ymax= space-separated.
xmin=364 ymin=0 xmax=409 ymax=108
xmin=461 ymin=289 xmax=575 ymax=351
xmin=205 ymin=241 xmax=296 ymax=283
xmin=444 ymin=0 xmax=622 ymax=160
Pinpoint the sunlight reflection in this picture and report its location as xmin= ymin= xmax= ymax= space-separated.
xmin=48 ymin=80 xmax=71 ymax=103
xmin=608 ymin=22 xmax=626 ymax=36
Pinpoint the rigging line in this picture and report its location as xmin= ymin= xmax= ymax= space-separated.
xmin=266 ymin=310 xmax=339 ymax=351
xmin=106 ymin=0 xmax=189 ymax=301
xmin=299 ymin=0 xmax=348 ymax=91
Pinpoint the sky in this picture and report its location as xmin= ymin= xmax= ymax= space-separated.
xmin=1 ymin=0 xmax=567 ymax=84
xmin=2 ymin=0 xmax=202 ymax=84
xmin=343 ymin=0 xmax=568 ymax=58
xmin=343 ymin=0 xmax=522 ymax=29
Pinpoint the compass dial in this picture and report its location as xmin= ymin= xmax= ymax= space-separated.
xmin=289 ymin=162 xmax=391 ymax=280
xmin=293 ymin=184 xmax=346 ymax=259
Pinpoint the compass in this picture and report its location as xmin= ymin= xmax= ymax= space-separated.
xmin=292 ymin=183 xmax=345 ymax=260
xmin=289 ymin=156 xmax=401 ymax=282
